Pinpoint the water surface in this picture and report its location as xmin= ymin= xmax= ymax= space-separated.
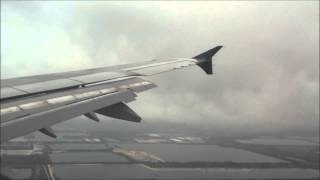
xmin=237 ymin=137 xmax=318 ymax=146
xmin=119 ymin=144 xmax=286 ymax=163
xmin=52 ymin=164 xmax=319 ymax=179
xmin=50 ymin=152 xmax=128 ymax=163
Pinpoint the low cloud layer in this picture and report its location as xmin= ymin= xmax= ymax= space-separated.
xmin=1 ymin=1 xmax=319 ymax=133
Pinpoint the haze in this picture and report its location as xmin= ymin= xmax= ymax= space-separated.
xmin=1 ymin=1 xmax=318 ymax=134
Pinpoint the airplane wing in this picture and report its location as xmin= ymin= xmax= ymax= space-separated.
xmin=0 ymin=46 xmax=222 ymax=142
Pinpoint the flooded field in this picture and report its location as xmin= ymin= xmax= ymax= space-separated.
xmin=50 ymin=143 xmax=110 ymax=151
xmin=53 ymin=164 xmax=155 ymax=179
xmin=2 ymin=131 xmax=318 ymax=179
xmin=50 ymin=152 xmax=128 ymax=163
xmin=152 ymin=167 xmax=320 ymax=179
xmin=119 ymin=144 xmax=287 ymax=163
xmin=236 ymin=137 xmax=319 ymax=146
xmin=52 ymin=164 xmax=319 ymax=180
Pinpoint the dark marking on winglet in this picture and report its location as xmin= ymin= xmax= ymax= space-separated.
xmin=193 ymin=46 xmax=223 ymax=74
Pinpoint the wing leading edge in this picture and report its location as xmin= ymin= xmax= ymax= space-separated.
xmin=0 ymin=46 xmax=223 ymax=142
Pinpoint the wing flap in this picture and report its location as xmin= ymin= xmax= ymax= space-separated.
xmin=1 ymin=78 xmax=154 ymax=122
xmin=1 ymin=89 xmax=137 ymax=142
xmin=96 ymin=102 xmax=141 ymax=123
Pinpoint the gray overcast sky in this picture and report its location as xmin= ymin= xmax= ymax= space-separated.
xmin=1 ymin=1 xmax=319 ymax=133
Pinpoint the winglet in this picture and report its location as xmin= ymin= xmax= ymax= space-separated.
xmin=193 ymin=46 xmax=223 ymax=74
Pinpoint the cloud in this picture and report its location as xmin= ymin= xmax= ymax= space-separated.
xmin=1 ymin=1 xmax=318 ymax=133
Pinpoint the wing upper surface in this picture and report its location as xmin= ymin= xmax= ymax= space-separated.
xmin=0 ymin=46 xmax=222 ymax=141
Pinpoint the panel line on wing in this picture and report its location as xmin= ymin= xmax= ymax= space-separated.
xmin=122 ymin=58 xmax=196 ymax=71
